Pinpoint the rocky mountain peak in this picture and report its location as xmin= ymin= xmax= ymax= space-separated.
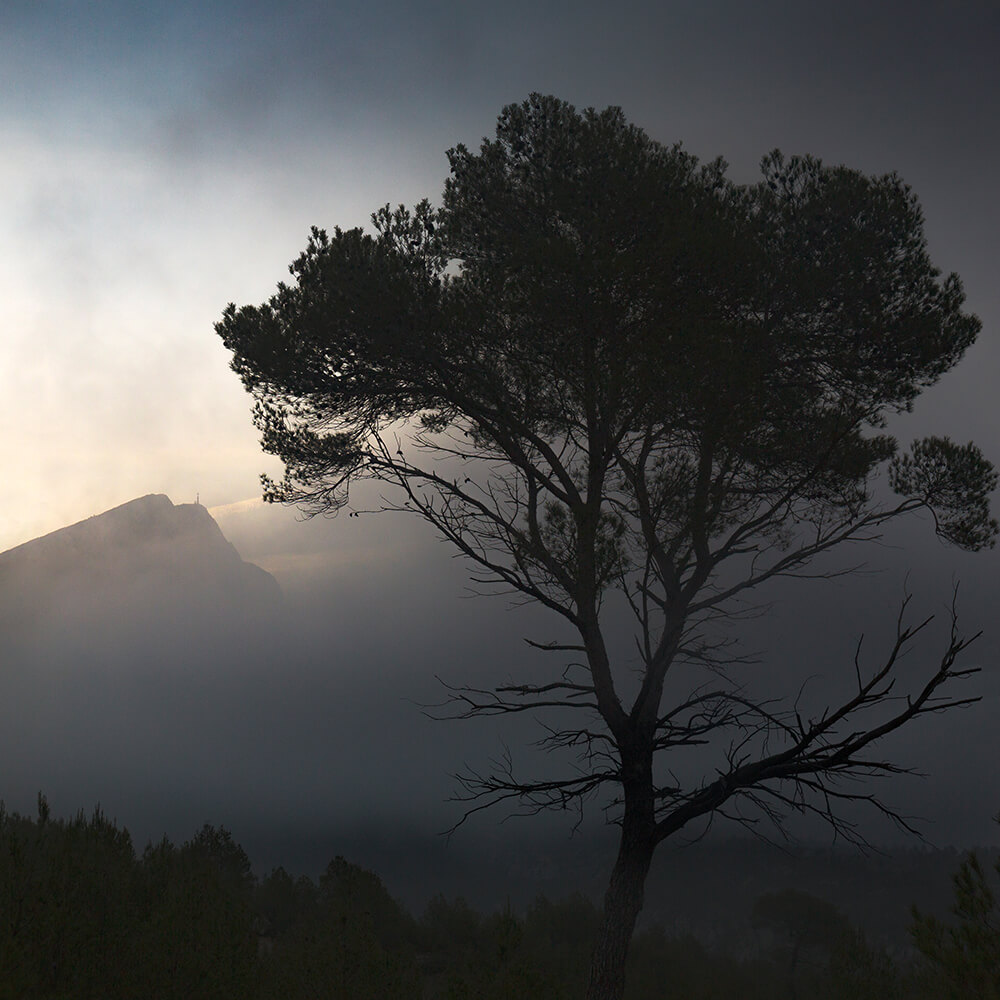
xmin=0 ymin=494 xmax=280 ymax=636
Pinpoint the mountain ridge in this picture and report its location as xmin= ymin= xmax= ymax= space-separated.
xmin=3 ymin=493 xmax=240 ymax=562
xmin=0 ymin=493 xmax=281 ymax=633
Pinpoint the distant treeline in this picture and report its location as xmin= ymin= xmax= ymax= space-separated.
xmin=0 ymin=796 xmax=996 ymax=999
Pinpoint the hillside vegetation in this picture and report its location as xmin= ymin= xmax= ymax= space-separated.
xmin=1 ymin=797 xmax=997 ymax=998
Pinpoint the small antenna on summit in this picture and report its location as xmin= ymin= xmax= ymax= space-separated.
xmin=196 ymin=492 xmax=200 ymax=505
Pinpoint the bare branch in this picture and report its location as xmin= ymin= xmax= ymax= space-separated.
xmin=652 ymin=595 xmax=981 ymax=844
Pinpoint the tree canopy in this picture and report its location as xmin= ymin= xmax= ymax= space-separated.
xmin=217 ymin=94 xmax=994 ymax=1000
xmin=221 ymin=96 xmax=992 ymax=556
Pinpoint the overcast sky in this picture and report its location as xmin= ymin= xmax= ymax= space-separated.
xmin=2 ymin=1 xmax=999 ymax=866
xmin=2 ymin=0 xmax=998 ymax=550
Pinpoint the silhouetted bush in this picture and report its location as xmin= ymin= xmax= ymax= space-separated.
xmin=0 ymin=795 xmax=136 ymax=999
xmin=911 ymin=838 xmax=1000 ymax=998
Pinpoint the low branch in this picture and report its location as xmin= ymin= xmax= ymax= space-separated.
xmin=653 ymin=591 xmax=980 ymax=844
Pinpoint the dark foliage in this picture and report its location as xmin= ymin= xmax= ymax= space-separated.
xmin=910 ymin=816 xmax=1000 ymax=998
xmin=2 ymin=798 xmax=999 ymax=998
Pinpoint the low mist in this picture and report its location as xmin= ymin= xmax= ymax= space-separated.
xmin=0 ymin=489 xmax=997 ymax=911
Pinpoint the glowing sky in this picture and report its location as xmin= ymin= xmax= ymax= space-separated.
xmin=2 ymin=1 xmax=997 ymax=552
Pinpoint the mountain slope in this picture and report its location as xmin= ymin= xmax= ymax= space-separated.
xmin=0 ymin=493 xmax=280 ymax=639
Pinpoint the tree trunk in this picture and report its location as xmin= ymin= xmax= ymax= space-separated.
xmin=586 ymin=818 xmax=655 ymax=1000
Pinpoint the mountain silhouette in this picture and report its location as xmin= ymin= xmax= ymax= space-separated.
xmin=0 ymin=494 xmax=280 ymax=641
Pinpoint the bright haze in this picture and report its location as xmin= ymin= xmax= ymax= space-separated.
xmin=1 ymin=1 xmax=999 ymax=880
